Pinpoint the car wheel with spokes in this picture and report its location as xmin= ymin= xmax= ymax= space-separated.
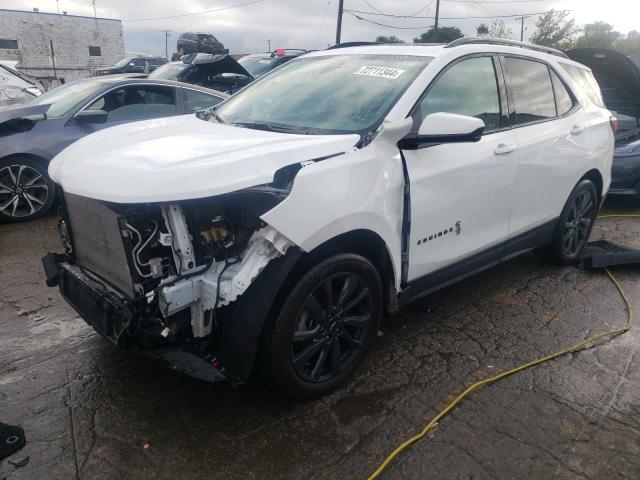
xmin=0 ymin=157 xmax=55 ymax=223
xmin=268 ymin=254 xmax=382 ymax=398
xmin=537 ymin=179 xmax=598 ymax=265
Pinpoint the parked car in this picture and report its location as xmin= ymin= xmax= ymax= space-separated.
xmin=0 ymin=77 xmax=226 ymax=222
xmin=43 ymin=39 xmax=614 ymax=398
xmin=567 ymin=48 xmax=640 ymax=195
xmin=93 ymin=56 xmax=168 ymax=76
xmin=0 ymin=61 xmax=43 ymax=109
xmin=149 ymin=53 xmax=253 ymax=94
xmin=177 ymin=32 xmax=227 ymax=56
xmin=238 ymin=49 xmax=308 ymax=78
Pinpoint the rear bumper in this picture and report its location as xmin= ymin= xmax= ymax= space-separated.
xmin=610 ymin=153 xmax=640 ymax=195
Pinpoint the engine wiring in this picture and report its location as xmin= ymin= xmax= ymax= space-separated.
xmin=124 ymin=220 xmax=158 ymax=278
xmin=368 ymin=213 xmax=638 ymax=480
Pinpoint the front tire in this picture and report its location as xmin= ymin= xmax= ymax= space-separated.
xmin=0 ymin=157 xmax=55 ymax=223
xmin=268 ymin=254 xmax=382 ymax=399
xmin=537 ymin=179 xmax=598 ymax=265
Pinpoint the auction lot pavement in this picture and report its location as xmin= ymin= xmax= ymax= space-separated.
xmin=2 ymin=199 xmax=640 ymax=480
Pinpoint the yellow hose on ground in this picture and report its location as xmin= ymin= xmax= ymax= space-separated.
xmin=368 ymin=214 xmax=636 ymax=479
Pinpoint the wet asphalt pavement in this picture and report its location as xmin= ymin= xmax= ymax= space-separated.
xmin=2 ymin=199 xmax=640 ymax=480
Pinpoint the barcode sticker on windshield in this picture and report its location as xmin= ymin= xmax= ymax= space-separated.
xmin=353 ymin=66 xmax=406 ymax=79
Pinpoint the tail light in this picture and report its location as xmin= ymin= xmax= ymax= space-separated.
xmin=610 ymin=115 xmax=619 ymax=136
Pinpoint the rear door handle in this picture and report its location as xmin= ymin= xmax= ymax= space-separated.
xmin=494 ymin=143 xmax=518 ymax=155
xmin=570 ymin=125 xmax=586 ymax=135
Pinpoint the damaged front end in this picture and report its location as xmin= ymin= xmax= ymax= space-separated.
xmin=43 ymin=184 xmax=302 ymax=384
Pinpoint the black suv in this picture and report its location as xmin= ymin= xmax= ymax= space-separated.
xmin=177 ymin=33 xmax=228 ymax=56
xmin=93 ymin=56 xmax=167 ymax=76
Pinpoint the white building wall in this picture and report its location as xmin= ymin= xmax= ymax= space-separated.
xmin=0 ymin=9 xmax=125 ymax=88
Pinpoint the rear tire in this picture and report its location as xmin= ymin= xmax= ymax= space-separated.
xmin=267 ymin=254 xmax=382 ymax=399
xmin=536 ymin=179 xmax=598 ymax=265
xmin=0 ymin=157 xmax=55 ymax=223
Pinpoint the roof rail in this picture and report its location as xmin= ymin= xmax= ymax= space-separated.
xmin=445 ymin=37 xmax=569 ymax=59
xmin=327 ymin=41 xmax=378 ymax=50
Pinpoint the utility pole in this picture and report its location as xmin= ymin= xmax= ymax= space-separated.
xmin=335 ymin=0 xmax=344 ymax=45
xmin=268 ymin=39 xmax=271 ymax=52
xmin=165 ymin=31 xmax=170 ymax=60
xmin=56 ymin=0 xmax=60 ymax=14
xmin=515 ymin=15 xmax=530 ymax=42
xmin=433 ymin=0 xmax=441 ymax=42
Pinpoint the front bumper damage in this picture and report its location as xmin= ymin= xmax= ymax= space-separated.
xmin=42 ymin=237 xmax=303 ymax=384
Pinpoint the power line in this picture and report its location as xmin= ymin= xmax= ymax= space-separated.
xmin=125 ymin=0 xmax=267 ymax=22
xmin=362 ymin=0 xmax=435 ymax=17
xmin=345 ymin=11 xmax=432 ymax=30
xmin=343 ymin=8 xmax=569 ymax=19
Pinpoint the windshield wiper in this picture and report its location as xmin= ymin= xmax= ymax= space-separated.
xmin=232 ymin=121 xmax=310 ymax=134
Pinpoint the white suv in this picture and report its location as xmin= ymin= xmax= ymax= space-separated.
xmin=43 ymin=39 xmax=615 ymax=398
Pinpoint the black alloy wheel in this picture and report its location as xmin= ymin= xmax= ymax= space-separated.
xmin=290 ymin=272 xmax=373 ymax=383
xmin=562 ymin=189 xmax=595 ymax=257
xmin=537 ymin=179 xmax=598 ymax=264
xmin=268 ymin=254 xmax=382 ymax=398
xmin=0 ymin=158 xmax=55 ymax=222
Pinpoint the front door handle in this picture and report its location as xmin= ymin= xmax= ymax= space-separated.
xmin=494 ymin=143 xmax=518 ymax=155
xmin=570 ymin=125 xmax=586 ymax=135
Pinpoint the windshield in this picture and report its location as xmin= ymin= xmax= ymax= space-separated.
xmin=216 ymin=54 xmax=431 ymax=134
xmin=112 ymin=57 xmax=135 ymax=68
xmin=148 ymin=62 xmax=188 ymax=81
xmin=238 ymin=56 xmax=282 ymax=78
xmin=30 ymin=80 xmax=104 ymax=118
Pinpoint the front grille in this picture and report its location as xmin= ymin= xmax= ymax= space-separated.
xmin=64 ymin=193 xmax=135 ymax=296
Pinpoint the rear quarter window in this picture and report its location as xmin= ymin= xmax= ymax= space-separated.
xmin=563 ymin=65 xmax=606 ymax=108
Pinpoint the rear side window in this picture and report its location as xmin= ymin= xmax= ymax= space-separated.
xmin=550 ymin=70 xmax=575 ymax=116
xmin=418 ymin=56 xmax=502 ymax=132
xmin=563 ymin=65 xmax=605 ymax=108
xmin=503 ymin=57 xmax=556 ymax=125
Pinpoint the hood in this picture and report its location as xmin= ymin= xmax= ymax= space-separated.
xmin=49 ymin=114 xmax=359 ymax=203
xmin=0 ymin=103 xmax=49 ymax=121
xmin=181 ymin=53 xmax=253 ymax=79
xmin=566 ymin=48 xmax=640 ymax=119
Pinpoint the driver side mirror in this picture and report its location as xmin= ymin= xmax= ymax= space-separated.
xmin=75 ymin=109 xmax=108 ymax=124
xmin=401 ymin=112 xmax=486 ymax=148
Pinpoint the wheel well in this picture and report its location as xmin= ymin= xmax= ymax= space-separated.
xmin=581 ymin=169 xmax=604 ymax=203
xmin=0 ymin=153 xmax=50 ymax=170
xmin=265 ymin=229 xmax=397 ymax=330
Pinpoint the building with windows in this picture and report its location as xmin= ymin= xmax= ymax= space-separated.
xmin=0 ymin=8 xmax=125 ymax=89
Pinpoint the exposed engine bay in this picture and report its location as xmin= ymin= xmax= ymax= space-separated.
xmin=52 ymin=182 xmax=298 ymax=380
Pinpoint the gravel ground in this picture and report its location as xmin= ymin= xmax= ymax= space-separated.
xmin=2 ymin=198 xmax=640 ymax=480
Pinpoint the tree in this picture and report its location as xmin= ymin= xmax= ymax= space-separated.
xmin=476 ymin=23 xmax=489 ymax=36
xmin=616 ymin=30 xmax=640 ymax=55
xmin=530 ymin=9 xmax=579 ymax=50
xmin=576 ymin=22 xmax=621 ymax=49
xmin=375 ymin=35 xmax=404 ymax=44
xmin=414 ymin=26 xmax=464 ymax=43
xmin=487 ymin=20 xmax=514 ymax=40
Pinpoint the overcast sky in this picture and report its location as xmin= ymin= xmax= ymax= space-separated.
xmin=3 ymin=0 xmax=638 ymax=57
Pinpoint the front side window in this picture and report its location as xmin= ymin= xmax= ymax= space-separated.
xmin=417 ymin=56 xmax=501 ymax=132
xmin=216 ymin=54 xmax=432 ymax=135
xmin=182 ymin=89 xmax=223 ymax=113
xmin=85 ymin=85 xmax=176 ymax=122
xmin=503 ymin=57 xmax=556 ymax=125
